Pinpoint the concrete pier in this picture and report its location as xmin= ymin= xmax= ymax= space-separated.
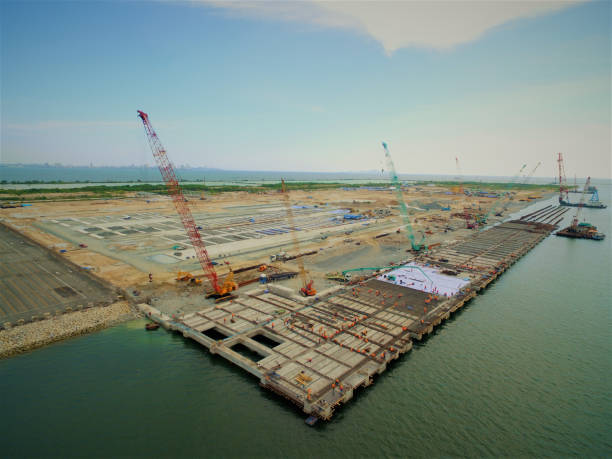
xmin=143 ymin=218 xmax=560 ymax=421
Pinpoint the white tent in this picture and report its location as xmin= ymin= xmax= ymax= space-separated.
xmin=377 ymin=263 xmax=469 ymax=297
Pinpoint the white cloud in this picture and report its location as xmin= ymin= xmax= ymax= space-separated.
xmin=197 ymin=0 xmax=582 ymax=54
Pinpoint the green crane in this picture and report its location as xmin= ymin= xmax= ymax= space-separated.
xmin=382 ymin=142 xmax=425 ymax=251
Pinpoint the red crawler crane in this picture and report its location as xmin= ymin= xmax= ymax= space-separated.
xmin=137 ymin=110 xmax=236 ymax=299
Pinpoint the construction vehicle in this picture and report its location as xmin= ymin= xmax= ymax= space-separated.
xmin=212 ymin=270 xmax=238 ymax=296
xmin=270 ymin=252 xmax=288 ymax=262
xmin=326 ymin=272 xmax=348 ymax=282
xmin=138 ymin=110 xmax=236 ymax=300
xmin=280 ymin=179 xmax=316 ymax=296
xmin=381 ymin=142 xmax=425 ymax=251
xmin=176 ymin=271 xmax=203 ymax=285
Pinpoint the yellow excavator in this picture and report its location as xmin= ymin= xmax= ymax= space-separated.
xmin=281 ymin=179 xmax=316 ymax=297
xmin=176 ymin=271 xmax=202 ymax=285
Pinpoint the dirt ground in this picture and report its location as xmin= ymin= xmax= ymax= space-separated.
xmin=0 ymin=185 xmax=551 ymax=296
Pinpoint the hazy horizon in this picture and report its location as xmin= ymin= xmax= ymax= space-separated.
xmin=2 ymin=1 xmax=610 ymax=178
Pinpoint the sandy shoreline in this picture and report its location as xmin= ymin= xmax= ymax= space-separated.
xmin=0 ymin=302 xmax=138 ymax=359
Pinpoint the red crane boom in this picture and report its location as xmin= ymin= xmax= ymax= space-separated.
xmin=137 ymin=110 xmax=220 ymax=293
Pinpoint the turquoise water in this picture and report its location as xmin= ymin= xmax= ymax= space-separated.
xmin=1 ymin=189 xmax=610 ymax=458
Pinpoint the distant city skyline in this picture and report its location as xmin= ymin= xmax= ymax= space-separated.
xmin=1 ymin=1 xmax=610 ymax=178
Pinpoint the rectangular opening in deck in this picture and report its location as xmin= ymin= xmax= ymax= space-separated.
xmin=202 ymin=327 xmax=230 ymax=341
xmin=230 ymin=343 xmax=266 ymax=362
xmin=250 ymin=333 xmax=282 ymax=349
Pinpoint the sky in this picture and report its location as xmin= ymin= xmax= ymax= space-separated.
xmin=1 ymin=0 xmax=610 ymax=178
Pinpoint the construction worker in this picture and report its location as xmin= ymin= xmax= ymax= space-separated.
xmin=148 ymin=273 xmax=153 ymax=283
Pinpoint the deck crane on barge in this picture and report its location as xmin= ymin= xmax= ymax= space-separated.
xmin=556 ymin=177 xmax=605 ymax=240
xmin=557 ymin=152 xmax=570 ymax=204
xmin=137 ymin=110 xmax=237 ymax=300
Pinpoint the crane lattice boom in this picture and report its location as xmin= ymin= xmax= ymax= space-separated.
xmin=572 ymin=176 xmax=591 ymax=228
xmin=382 ymin=142 xmax=424 ymax=251
xmin=522 ymin=162 xmax=541 ymax=185
xmin=137 ymin=110 xmax=220 ymax=293
xmin=280 ymin=179 xmax=315 ymax=296
xmin=557 ymin=152 xmax=569 ymax=203
xmin=478 ymin=163 xmax=527 ymax=225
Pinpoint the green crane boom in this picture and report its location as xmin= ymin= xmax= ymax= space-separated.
xmin=478 ymin=164 xmax=527 ymax=225
xmin=522 ymin=162 xmax=541 ymax=185
xmin=382 ymin=142 xmax=425 ymax=251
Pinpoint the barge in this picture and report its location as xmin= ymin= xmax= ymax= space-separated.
xmin=556 ymin=222 xmax=605 ymax=240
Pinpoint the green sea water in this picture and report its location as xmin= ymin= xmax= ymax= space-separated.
xmin=1 ymin=188 xmax=610 ymax=458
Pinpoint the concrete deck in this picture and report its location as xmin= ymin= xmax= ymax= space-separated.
xmin=142 ymin=217 xmax=560 ymax=421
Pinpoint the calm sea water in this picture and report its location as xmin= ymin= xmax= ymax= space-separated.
xmin=1 ymin=188 xmax=610 ymax=458
xmin=0 ymin=164 xmax=572 ymax=188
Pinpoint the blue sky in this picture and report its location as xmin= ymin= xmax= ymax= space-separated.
xmin=1 ymin=1 xmax=610 ymax=178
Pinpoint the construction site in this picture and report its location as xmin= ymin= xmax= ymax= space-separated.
xmin=0 ymin=112 xmax=605 ymax=424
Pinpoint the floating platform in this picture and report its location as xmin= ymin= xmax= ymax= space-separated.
xmin=559 ymin=199 xmax=607 ymax=209
xmin=140 ymin=217 xmax=562 ymax=422
xmin=556 ymin=223 xmax=605 ymax=240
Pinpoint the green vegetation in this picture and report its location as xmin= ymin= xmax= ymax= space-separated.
xmin=0 ymin=180 xmax=558 ymax=202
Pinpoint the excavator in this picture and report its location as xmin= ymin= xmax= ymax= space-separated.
xmin=280 ymin=179 xmax=316 ymax=296
xmin=176 ymin=270 xmax=236 ymax=294
xmin=176 ymin=271 xmax=202 ymax=285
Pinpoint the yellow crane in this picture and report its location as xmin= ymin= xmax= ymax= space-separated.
xmin=281 ymin=179 xmax=316 ymax=296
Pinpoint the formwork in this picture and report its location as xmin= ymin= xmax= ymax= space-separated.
xmin=142 ymin=217 xmax=561 ymax=422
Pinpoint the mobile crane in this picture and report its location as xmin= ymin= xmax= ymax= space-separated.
xmin=382 ymin=142 xmax=425 ymax=251
xmin=137 ymin=110 xmax=237 ymax=300
xmin=280 ymin=179 xmax=316 ymax=296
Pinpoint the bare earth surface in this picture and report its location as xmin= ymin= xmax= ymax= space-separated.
xmin=0 ymin=186 xmax=549 ymax=357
